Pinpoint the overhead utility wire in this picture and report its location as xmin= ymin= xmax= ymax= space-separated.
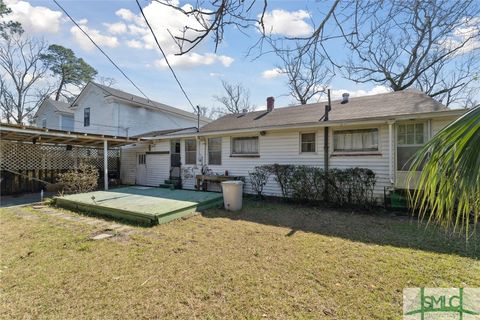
xmin=52 ymin=0 xmax=150 ymax=100
xmin=135 ymin=0 xmax=197 ymax=113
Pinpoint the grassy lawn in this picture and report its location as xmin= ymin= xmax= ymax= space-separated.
xmin=1 ymin=200 xmax=479 ymax=319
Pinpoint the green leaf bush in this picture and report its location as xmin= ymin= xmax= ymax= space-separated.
xmin=248 ymin=164 xmax=376 ymax=208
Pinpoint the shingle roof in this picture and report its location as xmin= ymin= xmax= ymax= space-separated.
xmin=89 ymin=82 xmax=210 ymax=123
xmin=200 ymin=90 xmax=449 ymax=133
xmin=48 ymin=99 xmax=73 ymax=114
xmin=132 ymin=127 xmax=198 ymax=138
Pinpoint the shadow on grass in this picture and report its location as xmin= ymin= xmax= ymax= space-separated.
xmin=202 ymin=199 xmax=479 ymax=259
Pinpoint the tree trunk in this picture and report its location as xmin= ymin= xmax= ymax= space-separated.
xmin=55 ymin=77 xmax=65 ymax=101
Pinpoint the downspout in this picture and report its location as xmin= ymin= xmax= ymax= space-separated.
xmin=196 ymin=105 xmax=200 ymax=132
xmin=388 ymin=121 xmax=395 ymax=185
xmin=323 ymin=89 xmax=331 ymax=201
xmin=323 ymin=89 xmax=331 ymax=171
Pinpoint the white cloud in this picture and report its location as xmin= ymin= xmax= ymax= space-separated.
xmin=126 ymin=39 xmax=143 ymax=49
xmin=70 ymin=20 xmax=119 ymax=52
xmin=261 ymin=68 xmax=283 ymax=79
xmin=443 ymin=17 xmax=480 ymax=55
xmin=155 ymin=53 xmax=234 ymax=69
xmin=209 ymin=72 xmax=223 ymax=77
xmin=261 ymin=9 xmax=313 ymax=37
xmin=104 ymin=22 xmax=127 ymax=35
xmin=3 ymin=0 xmax=62 ymax=34
xmin=115 ymin=1 xmax=209 ymax=54
xmin=330 ymin=86 xmax=391 ymax=100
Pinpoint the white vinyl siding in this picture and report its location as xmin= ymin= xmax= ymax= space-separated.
xmin=231 ymin=137 xmax=259 ymax=155
xmin=145 ymin=153 xmax=169 ymax=187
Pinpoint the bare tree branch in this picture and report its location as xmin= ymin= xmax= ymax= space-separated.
xmin=0 ymin=34 xmax=51 ymax=123
xmin=271 ymin=41 xmax=334 ymax=105
xmin=212 ymin=80 xmax=255 ymax=115
xmin=343 ymin=0 xmax=480 ymax=107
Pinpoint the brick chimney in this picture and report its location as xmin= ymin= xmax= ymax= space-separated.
xmin=267 ymin=96 xmax=275 ymax=112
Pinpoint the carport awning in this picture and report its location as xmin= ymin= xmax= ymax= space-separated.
xmin=0 ymin=123 xmax=145 ymax=148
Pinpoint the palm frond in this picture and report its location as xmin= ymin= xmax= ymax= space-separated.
xmin=408 ymin=106 xmax=480 ymax=238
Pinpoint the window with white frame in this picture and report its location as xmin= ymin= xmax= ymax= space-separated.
xmin=300 ymin=132 xmax=316 ymax=153
xmin=397 ymin=123 xmax=425 ymax=145
xmin=397 ymin=122 xmax=426 ymax=171
xmin=185 ymin=139 xmax=197 ymax=165
xmin=138 ymin=154 xmax=146 ymax=165
xmin=208 ymin=138 xmax=222 ymax=165
xmin=84 ymin=107 xmax=90 ymax=127
xmin=231 ymin=136 xmax=259 ymax=155
xmin=333 ymin=128 xmax=378 ymax=152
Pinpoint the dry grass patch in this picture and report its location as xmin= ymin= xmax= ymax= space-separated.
xmin=0 ymin=200 xmax=479 ymax=319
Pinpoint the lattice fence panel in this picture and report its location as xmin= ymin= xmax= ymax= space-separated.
xmin=0 ymin=141 xmax=120 ymax=171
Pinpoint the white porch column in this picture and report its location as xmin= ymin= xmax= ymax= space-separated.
xmin=388 ymin=121 xmax=394 ymax=185
xmin=103 ymin=140 xmax=108 ymax=190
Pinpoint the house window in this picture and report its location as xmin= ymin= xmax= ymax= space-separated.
xmin=397 ymin=123 xmax=425 ymax=146
xmin=231 ymin=137 xmax=259 ymax=155
xmin=138 ymin=154 xmax=146 ymax=165
xmin=300 ymin=133 xmax=316 ymax=153
xmin=41 ymin=119 xmax=47 ymax=128
xmin=185 ymin=139 xmax=197 ymax=165
xmin=208 ymin=138 xmax=222 ymax=165
xmin=397 ymin=123 xmax=426 ymax=171
xmin=84 ymin=108 xmax=90 ymax=127
xmin=333 ymin=128 xmax=378 ymax=152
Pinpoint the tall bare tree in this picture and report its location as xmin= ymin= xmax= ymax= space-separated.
xmin=341 ymin=0 xmax=480 ymax=107
xmin=152 ymin=0 xmax=352 ymax=56
xmin=213 ymin=80 xmax=255 ymax=115
xmin=273 ymin=42 xmax=333 ymax=105
xmin=98 ymin=76 xmax=117 ymax=87
xmin=0 ymin=35 xmax=52 ymax=123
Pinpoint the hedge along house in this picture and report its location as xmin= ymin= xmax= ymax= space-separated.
xmin=122 ymin=90 xmax=466 ymax=201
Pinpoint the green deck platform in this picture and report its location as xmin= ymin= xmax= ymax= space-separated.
xmin=55 ymin=187 xmax=223 ymax=225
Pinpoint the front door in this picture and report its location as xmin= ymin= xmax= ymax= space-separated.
xmin=170 ymin=140 xmax=181 ymax=186
xmin=136 ymin=153 xmax=147 ymax=185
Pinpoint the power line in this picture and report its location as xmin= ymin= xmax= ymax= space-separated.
xmin=52 ymin=0 xmax=150 ymax=101
xmin=135 ymin=0 xmax=197 ymax=113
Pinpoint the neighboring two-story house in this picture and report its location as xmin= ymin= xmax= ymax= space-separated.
xmin=33 ymin=82 xmax=210 ymax=186
xmin=70 ymin=82 xmax=209 ymax=137
xmin=33 ymin=99 xmax=75 ymax=131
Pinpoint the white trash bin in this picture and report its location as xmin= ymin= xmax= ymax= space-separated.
xmin=221 ymin=180 xmax=244 ymax=211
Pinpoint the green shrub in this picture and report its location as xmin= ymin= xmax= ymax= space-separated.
xmin=248 ymin=165 xmax=271 ymax=198
xmin=256 ymin=164 xmax=377 ymax=208
xmin=269 ymin=164 xmax=295 ymax=199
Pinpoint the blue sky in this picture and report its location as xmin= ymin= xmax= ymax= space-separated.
xmin=5 ymin=0 xmax=393 ymax=113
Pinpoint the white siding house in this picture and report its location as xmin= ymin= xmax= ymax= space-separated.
xmin=33 ymin=99 xmax=74 ymax=131
xmin=121 ymin=90 xmax=466 ymax=202
xmin=71 ymin=82 xmax=209 ymax=137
